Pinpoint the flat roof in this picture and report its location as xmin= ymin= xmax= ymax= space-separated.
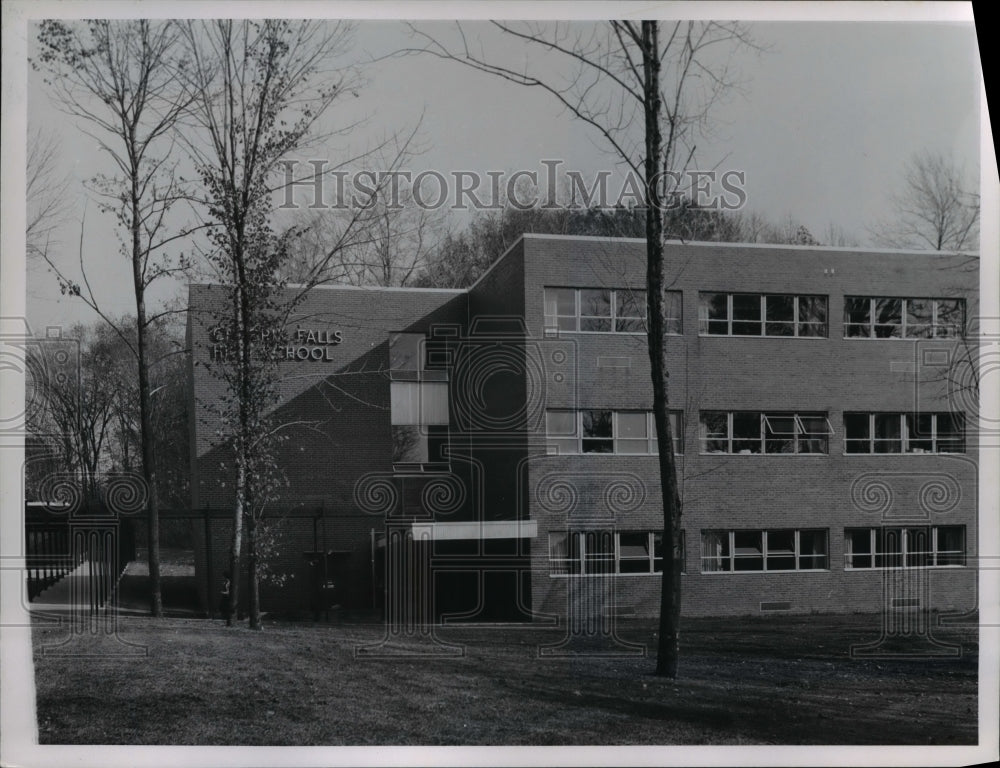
xmin=188 ymin=234 xmax=979 ymax=299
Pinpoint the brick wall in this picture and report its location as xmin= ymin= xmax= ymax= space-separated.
xmin=519 ymin=236 xmax=979 ymax=618
xmin=188 ymin=283 xmax=468 ymax=613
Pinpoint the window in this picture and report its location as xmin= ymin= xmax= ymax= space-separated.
xmin=845 ymin=526 xmax=965 ymax=569
xmin=390 ymin=332 xmax=449 ymax=470
xmin=389 ymin=332 xmax=448 ymax=381
xmin=549 ymin=530 xmax=683 ymax=575
xmin=701 ymin=529 xmax=828 ymax=572
xmin=544 ymin=287 xmax=682 ymax=334
xmin=582 ymin=409 xmax=613 ymax=453
xmin=391 ymin=425 xmax=449 ymax=471
xmin=699 ymin=293 xmax=828 ymax=337
xmin=546 ymin=410 xmax=683 ymax=455
xmin=700 ymin=411 xmax=832 ymax=454
xmin=844 ymin=412 xmax=965 ymax=454
xmin=843 ymin=297 xmax=965 ymax=338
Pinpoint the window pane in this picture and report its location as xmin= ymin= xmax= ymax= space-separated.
xmin=390 ymin=381 xmax=421 ymax=425
xmin=669 ymin=411 xmax=683 ymax=454
xmin=874 ymin=298 xmax=902 ymax=338
xmin=876 ymin=528 xmax=904 ymax=568
xmin=549 ymin=532 xmax=569 ymax=559
xmin=905 ymin=413 xmax=934 ymax=453
xmin=547 ymin=411 xmax=577 ymax=453
xmin=701 ymin=411 xmax=729 ymax=453
xmin=906 ymin=527 xmax=931 ymax=568
xmin=584 ymin=530 xmax=614 ymax=573
xmin=798 ymin=530 xmax=828 ymax=570
xmin=701 ymin=531 xmax=730 ymax=572
xmin=936 ymin=413 xmax=965 ymax=453
xmin=798 ymin=295 xmax=828 ymax=337
xmin=845 ymin=529 xmax=872 ymax=569
xmin=549 ymin=531 xmax=580 ymax=574
xmin=580 ymin=289 xmax=611 ymax=317
xmin=619 ymin=531 xmax=651 ymax=573
xmin=797 ymin=415 xmax=830 ymax=454
xmin=732 ymin=412 xmax=762 ymax=453
xmin=700 ymin=293 xmax=729 ymax=334
xmin=548 ymin=439 xmax=578 ymax=455
xmin=616 ymin=439 xmax=649 ymax=454
xmin=665 ymin=291 xmax=683 ymax=334
xmin=906 ymin=299 xmax=934 ymax=339
xmin=766 ymin=529 xmax=795 ymax=570
xmin=653 ymin=532 xmax=665 ymax=572
xmin=616 ymin=289 xmax=646 ymax=319
xmin=764 ymin=414 xmax=796 ymax=454
xmin=844 ymin=413 xmax=871 ymax=453
xmin=733 ymin=530 xmax=764 ymax=571
xmin=617 ymin=412 xmax=647 ymax=439
xmin=874 ymin=413 xmax=902 ymax=453
xmin=557 ymin=316 xmax=577 ymax=332
xmin=545 ymin=288 xmax=576 ymax=317
xmin=765 ymin=295 xmax=795 ymax=336
xmin=732 ymin=294 xmax=762 ymax=335
xmin=616 ymin=318 xmax=645 ymax=332
xmin=546 ymin=411 xmax=576 ymax=436
xmin=583 ymin=410 xmax=612 ymax=438
xmin=580 ymin=317 xmax=613 ymax=332
xmin=582 ymin=409 xmax=613 ymax=453
xmin=844 ymin=297 xmax=871 ymax=337
xmin=935 ymin=299 xmax=964 ymax=337
xmin=936 ymin=526 xmax=965 ymax=566
xmin=392 ymin=425 xmax=427 ymax=464
xmin=420 ymin=382 xmax=450 ymax=425
xmin=389 ymin=333 xmax=423 ymax=372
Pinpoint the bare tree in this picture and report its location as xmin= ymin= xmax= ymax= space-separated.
xmin=33 ymin=19 xmax=194 ymax=616
xmin=406 ymin=20 xmax=756 ymax=677
xmin=176 ymin=19 xmax=370 ymax=629
xmin=27 ymin=322 xmax=119 ymax=500
xmin=281 ymin=135 xmax=445 ymax=288
xmin=26 ymin=125 xmax=69 ymax=262
xmin=871 ymin=151 xmax=979 ymax=252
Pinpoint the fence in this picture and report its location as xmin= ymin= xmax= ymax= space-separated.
xmin=25 ymin=502 xmax=137 ymax=609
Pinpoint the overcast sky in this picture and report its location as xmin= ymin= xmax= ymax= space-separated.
xmin=17 ymin=7 xmax=985 ymax=333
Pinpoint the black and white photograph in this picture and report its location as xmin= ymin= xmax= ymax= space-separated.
xmin=1 ymin=1 xmax=996 ymax=765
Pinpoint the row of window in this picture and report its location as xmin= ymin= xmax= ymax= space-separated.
xmin=544 ymin=287 xmax=682 ymax=334
xmin=545 ymin=410 xmax=683 ymax=455
xmin=544 ymin=410 xmax=967 ymax=455
xmin=542 ymin=288 xmax=966 ymax=339
xmin=548 ymin=526 xmax=966 ymax=575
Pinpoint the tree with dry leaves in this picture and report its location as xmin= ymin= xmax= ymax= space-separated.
xmin=33 ymin=19 xmax=194 ymax=617
xmin=405 ymin=20 xmax=757 ymax=677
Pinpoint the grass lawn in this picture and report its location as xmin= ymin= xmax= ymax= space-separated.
xmin=31 ymin=611 xmax=977 ymax=745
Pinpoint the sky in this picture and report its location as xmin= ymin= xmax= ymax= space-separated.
xmin=11 ymin=4 xmax=988 ymax=335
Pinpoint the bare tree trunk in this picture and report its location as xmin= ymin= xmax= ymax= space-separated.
xmin=641 ymin=21 xmax=683 ymax=679
xmin=247 ymin=511 xmax=262 ymax=630
xmin=133 ymin=176 xmax=163 ymax=617
xmin=228 ymin=459 xmax=245 ymax=627
xmin=229 ymin=252 xmax=255 ymax=628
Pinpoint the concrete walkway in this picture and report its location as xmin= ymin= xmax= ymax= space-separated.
xmin=30 ymin=557 xmax=203 ymax=618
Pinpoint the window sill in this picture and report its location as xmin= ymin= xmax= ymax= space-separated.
xmin=842 ymin=336 xmax=960 ymax=341
xmin=843 ymin=565 xmax=966 ymax=571
xmin=698 ymin=333 xmax=829 ymax=340
xmin=543 ymin=330 xmax=679 ymax=337
xmin=546 ymin=452 xmax=683 ymax=458
xmin=841 ymin=452 xmax=966 ymax=457
xmin=548 ymin=572 xmax=682 ymax=578
xmin=698 ymin=569 xmax=830 ymax=575
xmin=699 ymin=452 xmax=828 ymax=457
